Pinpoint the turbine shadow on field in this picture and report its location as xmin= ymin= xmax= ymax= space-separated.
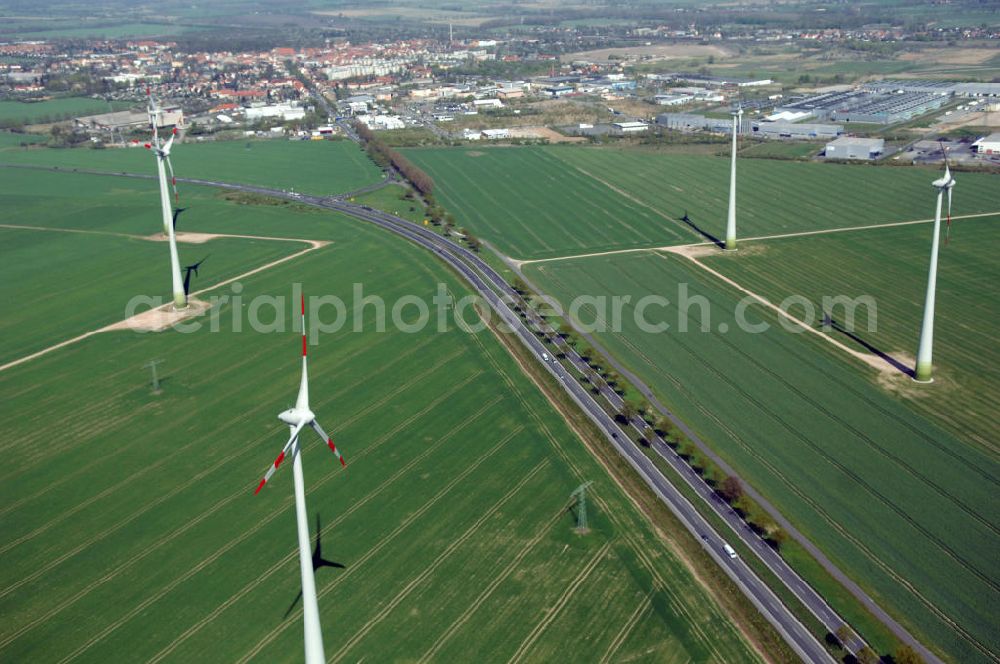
xmin=282 ymin=513 xmax=345 ymax=619
xmin=678 ymin=211 xmax=724 ymax=248
xmin=824 ymin=316 xmax=914 ymax=377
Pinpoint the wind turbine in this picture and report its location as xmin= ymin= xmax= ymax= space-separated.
xmin=914 ymin=153 xmax=956 ymax=383
xmin=725 ymin=102 xmax=743 ymax=251
xmin=254 ymin=295 xmax=346 ymax=664
xmin=144 ymin=92 xmax=186 ymax=310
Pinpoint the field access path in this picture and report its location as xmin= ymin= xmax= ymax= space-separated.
xmin=514 ymin=211 xmax=1000 ymax=380
xmin=0 ymin=223 xmax=328 ymax=373
xmin=513 ymin=210 xmax=1000 ymax=268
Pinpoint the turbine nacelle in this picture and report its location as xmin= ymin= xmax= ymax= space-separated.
xmin=279 ymin=407 xmax=315 ymax=427
xmin=932 ymin=167 xmax=955 ymax=191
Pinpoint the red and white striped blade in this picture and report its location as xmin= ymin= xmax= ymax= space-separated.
xmin=295 ymin=293 xmax=309 ymax=410
xmin=254 ymin=421 xmax=306 ymax=494
xmin=311 ymin=421 xmax=346 ymax=467
xmin=165 ymin=155 xmax=179 ymax=203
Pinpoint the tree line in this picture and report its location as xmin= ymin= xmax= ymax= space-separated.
xmin=354 ymin=121 xmax=434 ymax=196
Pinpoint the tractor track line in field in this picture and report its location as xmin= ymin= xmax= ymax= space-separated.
xmin=329 ymin=460 xmax=550 ymax=663
xmin=506 ymin=539 xmax=614 ymax=664
xmin=235 ymin=429 xmax=520 ymax=664
xmin=56 ymin=373 xmax=485 ymax=664
xmin=417 ymin=508 xmax=565 ymax=663
xmin=144 ymin=394 xmax=504 ymax=664
xmin=561 ymin=162 xmax=702 ymax=242
xmin=1 ymin=359 xmax=474 ymax=653
xmin=0 ymin=442 xmax=250 ymax=602
xmin=599 ymin=592 xmax=653 ymax=664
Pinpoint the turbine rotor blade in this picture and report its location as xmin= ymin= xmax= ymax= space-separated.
xmin=254 ymin=421 xmax=307 ymax=494
xmin=311 ymin=421 xmax=346 ymax=467
xmin=165 ymin=155 xmax=179 ymax=203
xmin=295 ymin=293 xmax=309 ymax=410
xmin=946 ymin=185 xmax=953 ymax=245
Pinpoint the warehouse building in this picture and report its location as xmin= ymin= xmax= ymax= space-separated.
xmin=825 ymin=136 xmax=884 ymax=160
xmin=955 ymin=83 xmax=1000 ymax=98
xmin=245 ymin=103 xmax=306 ymax=122
xmin=972 ymin=133 xmax=1000 ymax=155
xmin=830 ymin=92 xmax=948 ymax=124
xmin=656 ymin=113 xmax=747 ymax=134
xmin=611 ymin=121 xmax=649 ymax=135
xmin=74 ymin=106 xmax=183 ymax=131
xmin=753 ymin=121 xmax=843 ymax=140
xmin=653 ymin=94 xmax=693 ymax=106
xmin=862 ymin=80 xmax=957 ymax=95
xmin=776 ymin=90 xmax=948 ymax=125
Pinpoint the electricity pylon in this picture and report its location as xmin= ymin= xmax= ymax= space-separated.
xmin=570 ymin=481 xmax=593 ymax=533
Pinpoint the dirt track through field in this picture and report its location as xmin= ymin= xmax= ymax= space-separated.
xmin=657 ymin=248 xmax=912 ymax=378
xmin=0 ymin=225 xmax=328 ymax=374
xmin=515 ymin=210 xmax=1000 ymax=265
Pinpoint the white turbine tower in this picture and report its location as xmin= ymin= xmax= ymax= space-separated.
xmin=145 ymin=93 xmax=186 ymax=310
xmin=914 ymin=155 xmax=956 ymax=383
xmin=725 ymin=104 xmax=743 ymax=251
xmin=255 ymin=295 xmax=346 ymax=664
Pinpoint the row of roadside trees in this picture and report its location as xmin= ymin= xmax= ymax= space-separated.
xmin=354 ymin=121 xmax=434 ymax=196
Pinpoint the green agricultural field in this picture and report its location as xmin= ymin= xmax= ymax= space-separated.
xmin=738 ymin=141 xmax=822 ymax=160
xmin=0 ymin=137 xmax=383 ymax=197
xmin=0 ymin=98 xmax=131 ymax=125
xmin=0 ymin=132 xmax=44 ymax=149
xmin=701 ymin=216 xmax=1000 ymax=451
xmin=404 ymin=146 xmax=1000 ymax=261
xmin=0 ymin=170 xmax=760 ymax=663
xmin=0 ymin=169 xmax=332 ymax=365
xmin=405 ymin=146 xmax=692 ymax=259
xmin=525 ymin=249 xmax=1000 ymax=663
